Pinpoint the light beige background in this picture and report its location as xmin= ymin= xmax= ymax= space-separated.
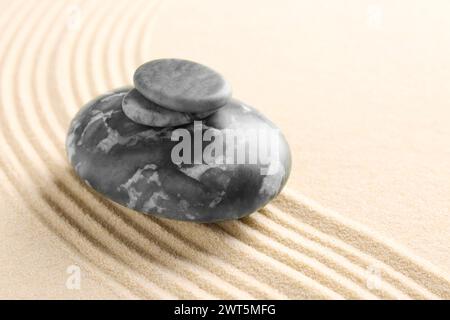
xmin=0 ymin=0 xmax=449 ymax=299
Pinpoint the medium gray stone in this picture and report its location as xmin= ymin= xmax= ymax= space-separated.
xmin=122 ymin=89 xmax=216 ymax=127
xmin=134 ymin=59 xmax=232 ymax=113
xmin=66 ymin=88 xmax=291 ymax=222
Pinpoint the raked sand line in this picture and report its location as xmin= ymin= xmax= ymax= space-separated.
xmin=86 ymin=15 xmax=384 ymax=298
xmin=81 ymin=0 xmax=348 ymax=300
xmin=70 ymin=0 xmax=101 ymax=108
xmin=3 ymin=0 xmax=320 ymax=300
xmin=252 ymin=208 xmax=436 ymax=299
xmin=274 ymin=189 xmax=450 ymax=298
xmin=102 ymin=4 xmax=394 ymax=300
xmin=219 ymin=221 xmax=386 ymax=299
xmin=14 ymin=0 xmax=243 ymax=300
xmin=109 ymin=201 xmax=288 ymax=299
xmin=1 ymin=0 xmax=449 ymax=299
xmin=49 ymin=0 xmax=298 ymax=300
xmin=61 ymin=0 xmax=342 ymax=300
xmin=34 ymin=7 xmax=236 ymax=302
xmin=50 ymin=0 xmax=299 ymax=299
xmin=2 ymin=0 xmax=146 ymax=298
xmin=0 ymin=174 xmax=166 ymax=299
xmin=4 ymin=0 xmax=213 ymax=300
xmin=103 ymin=9 xmax=408 ymax=298
xmin=0 ymin=170 xmax=147 ymax=300
xmin=0 ymin=6 xmax=136 ymax=298
xmin=260 ymin=205 xmax=437 ymax=299
xmin=0 ymin=0 xmax=176 ymax=299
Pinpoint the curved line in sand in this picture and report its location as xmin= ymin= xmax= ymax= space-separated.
xmin=35 ymin=0 xmax=176 ymax=299
xmin=35 ymin=1 xmax=227 ymax=300
xmin=0 ymin=0 xmax=189 ymax=299
xmin=0 ymin=0 xmax=174 ymax=299
xmin=277 ymin=188 xmax=450 ymax=298
xmin=55 ymin=0 xmax=288 ymax=302
xmin=0 ymin=0 xmax=150 ymax=299
xmin=82 ymin=1 xmax=334 ymax=300
xmin=69 ymin=0 xmax=344 ymax=297
xmin=255 ymin=207 xmax=436 ymax=299
xmin=10 ymin=0 xmax=298 ymax=300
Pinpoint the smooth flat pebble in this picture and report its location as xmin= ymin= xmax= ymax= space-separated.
xmin=134 ymin=59 xmax=232 ymax=113
xmin=122 ymin=88 xmax=216 ymax=127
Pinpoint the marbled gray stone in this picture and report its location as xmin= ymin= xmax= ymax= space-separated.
xmin=122 ymin=89 xmax=216 ymax=127
xmin=66 ymin=88 xmax=291 ymax=222
xmin=134 ymin=59 xmax=232 ymax=113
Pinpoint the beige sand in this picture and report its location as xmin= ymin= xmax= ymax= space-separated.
xmin=0 ymin=0 xmax=450 ymax=299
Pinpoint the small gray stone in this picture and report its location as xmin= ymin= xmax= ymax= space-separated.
xmin=122 ymin=89 xmax=216 ymax=127
xmin=134 ymin=59 xmax=232 ymax=113
xmin=66 ymin=89 xmax=291 ymax=222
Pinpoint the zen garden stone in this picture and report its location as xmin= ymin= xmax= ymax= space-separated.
xmin=123 ymin=89 xmax=215 ymax=127
xmin=134 ymin=59 xmax=232 ymax=113
xmin=66 ymin=59 xmax=291 ymax=222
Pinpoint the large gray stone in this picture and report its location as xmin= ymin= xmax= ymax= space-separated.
xmin=122 ymin=88 xmax=215 ymax=127
xmin=66 ymin=88 xmax=291 ymax=222
xmin=134 ymin=59 xmax=232 ymax=113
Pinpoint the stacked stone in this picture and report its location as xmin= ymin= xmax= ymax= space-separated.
xmin=66 ymin=59 xmax=291 ymax=222
xmin=123 ymin=59 xmax=232 ymax=127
